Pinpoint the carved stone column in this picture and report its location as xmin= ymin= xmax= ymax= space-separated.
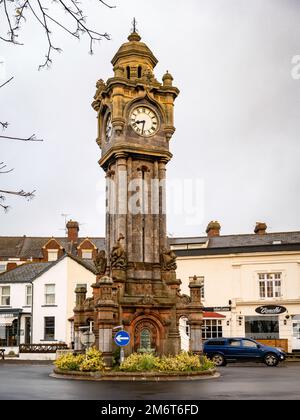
xmin=73 ymin=286 xmax=87 ymax=351
xmin=96 ymin=276 xmax=119 ymax=366
xmin=158 ymin=159 xmax=168 ymax=252
xmin=188 ymin=276 xmax=204 ymax=354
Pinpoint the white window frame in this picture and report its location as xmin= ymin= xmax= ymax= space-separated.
xmin=81 ymin=250 xmax=93 ymax=260
xmin=202 ymin=319 xmax=223 ymax=340
xmin=258 ymin=272 xmax=282 ymax=299
xmin=44 ymin=284 xmax=55 ymax=305
xmin=25 ymin=284 xmax=32 ymax=306
xmin=0 ymin=286 xmax=10 ymax=306
xmin=47 ymin=249 xmax=58 ymax=262
xmin=0 ymin=264 xmax=6 ymax=273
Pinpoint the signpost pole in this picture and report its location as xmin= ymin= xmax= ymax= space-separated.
xmin=120 ymin=348 xmax=125 ymax=364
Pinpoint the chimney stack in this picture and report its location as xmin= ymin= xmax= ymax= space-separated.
xmin=6 ymin=262 xmax=18 ymax=271
xmin=254 ymin=222 xmax=267 ymax=235
xmin=206 ymin=221 xmax=221 ymax=237
xmin=66 ymin=220 xmax=79 ymax=242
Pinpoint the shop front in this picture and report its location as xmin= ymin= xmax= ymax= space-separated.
xmin=243 ymin=305 xmax=289 ymax=352
xmin=292 ymin=315 xmax=300 ymax=351
xmin=0 ymin=309 xmax=22 ymax=351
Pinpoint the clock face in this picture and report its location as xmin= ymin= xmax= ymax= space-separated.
xmin=130 ymin=106 xmax=159 ymax=137
xmin=105 ymin=114 xmax=112 ymax=142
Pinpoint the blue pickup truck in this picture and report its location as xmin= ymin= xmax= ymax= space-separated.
xmin=203 ymin=337 xmax=286 ymax=367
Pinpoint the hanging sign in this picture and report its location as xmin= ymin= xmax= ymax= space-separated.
xmin=255 ymin=305 xmax=287 ymax=315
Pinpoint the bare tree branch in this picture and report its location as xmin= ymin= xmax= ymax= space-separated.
xmin=0 ymin=188 xmax=35 ymax=212
xmin=0 ymin=76 xmax=14 ymax=89
xmin=0 ymin=134 xmax=43 ymax=141
xmin=98 ymin=0 xmax=116 ymax=9
xmin=0 ymin=121 xmax=9 ymax=129
xmin=0 ymin=0 xmax=114 ymax=68
xmin=0 ymin=203 xmax=10 ymax=212
xmin=0 ymin=188 xmax=35 ymax=198
xmin=0 ymin=0 xmax=115 ymax=211
xmin=0 ymin=162 xmax=14 ymax=173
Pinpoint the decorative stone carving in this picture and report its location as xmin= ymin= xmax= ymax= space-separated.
xmin=176 ymin=293 xmax=191 ymax=305
xmin=138 ymin=296 xmax=157 ymax=305
xmin=161 ymin=248 xmax=177 ymax=271
xmin=92 ymin=79 xmax=106 ymax=111
xmin=111 ymin=235 xmax=127 ymax=269
xmin=94 ymin=250 xmax=107 ymax=275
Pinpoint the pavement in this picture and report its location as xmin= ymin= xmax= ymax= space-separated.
xmin=0 ymin=361 xmax=300 ymax=400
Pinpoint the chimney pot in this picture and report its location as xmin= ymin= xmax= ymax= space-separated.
xmin=254 ymin=222 xmax=267 ymax=235
xmin=66 ymin=220 xmax=79 ymax=242
xmin=206 ymin=221 xmax=221 ymax=237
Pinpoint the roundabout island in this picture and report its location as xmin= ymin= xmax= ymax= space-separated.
xmin=51 ymin=349 xmax=219 ymax=382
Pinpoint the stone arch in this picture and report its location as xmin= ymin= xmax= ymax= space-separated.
xmin=124 ymin=93 xmax=167 ymax=124
xmin=130 ymin=314 xmax=165 ymax=354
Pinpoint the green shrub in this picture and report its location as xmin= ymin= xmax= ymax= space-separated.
xmin=120 ymin=353 xmax=160 ymax=372
xmin=79 ymin=347 xmax=106 ymax=372
xmin=54 ymin=353 xmax=85 ymax=371
xmin=54 ymin=347 xmax=106 ymax=372
xmin=157 ymin=352 xmax=201 ymax=372
xmin=199 ymin=355 xmax=215 ymax=371
xmin=120 ymin=352 xmax=214 ymax=373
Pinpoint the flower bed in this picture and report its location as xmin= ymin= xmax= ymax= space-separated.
xmin=54 ymin=350 xmax=215 ymax=377
xmin=119 ymin=352 xmax=214 ymax=373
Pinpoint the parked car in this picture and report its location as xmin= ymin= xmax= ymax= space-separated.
xmin=203 ymin=337 xmax=286 ymax=367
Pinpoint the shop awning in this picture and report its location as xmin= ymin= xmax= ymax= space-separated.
xmin=203 ymin=312 xmax=226 ymax=319
xmin=0 ymin=315 xmax=17 ymax=326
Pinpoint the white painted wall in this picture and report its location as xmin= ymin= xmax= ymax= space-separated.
xmin=177 ymin=251 xmax=300 ymax=352
xmin=32 ymin=257 xmax=68 ymax=344
xmin=32 ymin=256 xmax=95 ymax=346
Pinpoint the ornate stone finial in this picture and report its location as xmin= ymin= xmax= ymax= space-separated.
xmin=162 ymin=70 xmax=173 ymax=87
xmin=128 ymin=17 xmax=141 ymax=42
xmin=93 ymin=249 xmax=107 ymax=276
xmin=111 ymin=234 xmax=127 ymax=270
xmin=160 ymin=247 xmax=177 ymax=271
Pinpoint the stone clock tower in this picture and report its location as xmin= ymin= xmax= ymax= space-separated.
xmin=74 ymin=27 xmax=203 ymax=364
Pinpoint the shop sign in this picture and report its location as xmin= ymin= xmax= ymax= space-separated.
xmin=203 ymin=307 xmax=231 ymax=312
xmin=255 ymin=305 xmax=287 ymax=315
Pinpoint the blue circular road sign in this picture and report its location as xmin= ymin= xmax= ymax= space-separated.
xmin=114 ymin=330 xmax=130 ymax=347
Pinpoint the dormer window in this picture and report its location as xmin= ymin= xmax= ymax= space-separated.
xmin=138 ymin=66 xmax=142 ymax=78
xmin=48 ymin=250 xmax=58 ymax=262
xmin=82 ymin=250 xmax=93 ymax=260
xmin=126 ymin=66 xmax=131 ymax=79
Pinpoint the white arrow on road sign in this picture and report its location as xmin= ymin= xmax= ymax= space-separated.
xmin=116 ymin=336 xmax=129 ymax=343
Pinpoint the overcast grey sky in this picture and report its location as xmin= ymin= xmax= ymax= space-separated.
xmin=1 ymin=0 xmax=300 ymax=238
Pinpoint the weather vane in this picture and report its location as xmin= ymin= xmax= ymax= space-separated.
xmin=132 ymin=17 xmax=138 ymax=33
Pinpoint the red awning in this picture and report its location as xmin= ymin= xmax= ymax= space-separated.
xmin=203 ymin=312 xmax=226 ymax=319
